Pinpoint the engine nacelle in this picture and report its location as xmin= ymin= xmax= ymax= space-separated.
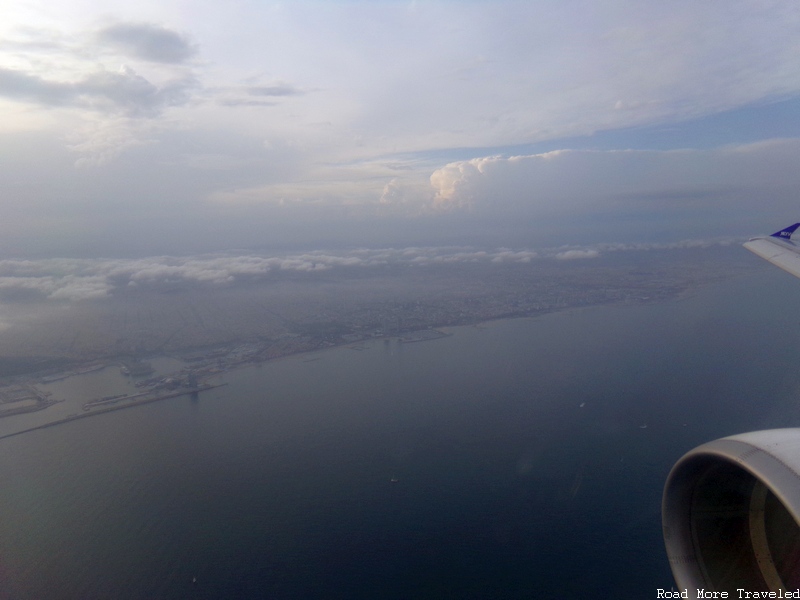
xmin=663 ymin=429 xmax=800 ymax=597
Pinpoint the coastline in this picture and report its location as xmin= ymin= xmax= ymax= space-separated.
xmin=0 ymin=267 xmax=756 ymax=442
xmin=0 ymin=319 xmax=539 ymax=441
xmin=0 ymin=383 xmax=227 ymax=442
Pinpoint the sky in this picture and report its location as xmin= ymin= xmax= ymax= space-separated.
xmin=1 ymin=0 xmax=800 ymax=257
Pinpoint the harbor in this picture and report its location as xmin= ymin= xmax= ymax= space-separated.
xmin=0 ymin=382 xmax=226 ymax=441
xmin=0 ymin=356 xmax=222 ymax=440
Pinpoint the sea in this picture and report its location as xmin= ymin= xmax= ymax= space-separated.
xmin=1 ymin=266 xmax=800 ymax=599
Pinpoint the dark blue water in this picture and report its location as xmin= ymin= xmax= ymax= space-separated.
xmin=1 ymin=267 xmax=800 ymax=599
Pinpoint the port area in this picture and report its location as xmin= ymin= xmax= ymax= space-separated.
xmin=0 ymin=384 xmax=63 ymax=419
xmin=397 ymin=329 xmax=451 ymax=343
xmin=0 ymin=326 xmax=452 ymax=440
xmin=0 ymin=382 xmax=226 ymax=441
xmin=81 ymin=382 xmax=224 ymax=413
xmin=39 ymin=363 xmax=106 ymax=383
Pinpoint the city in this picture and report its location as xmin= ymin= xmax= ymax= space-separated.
xmin=0 ymin=245 xmax=755 ymax=429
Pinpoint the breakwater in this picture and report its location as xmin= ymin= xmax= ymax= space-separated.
xmin=0 ymin=383 xmax=227 ymax=441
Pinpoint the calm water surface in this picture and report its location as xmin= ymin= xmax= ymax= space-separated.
xmin=1 ymin=268 xmax=800 ymax=599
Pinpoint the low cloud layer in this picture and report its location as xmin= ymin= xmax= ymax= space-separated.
xmin=556 ymin=250 xmax=600 ymax=260
xmin=0 ymin=241 xmax=736 ymax=302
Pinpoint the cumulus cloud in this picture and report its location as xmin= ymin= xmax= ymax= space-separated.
xmin=429 ymin=151 xmax=579 ymax=212
xmin=96 ymin=23 xmax=196 ymax=64
xmin=429 ymin=159 xmax=489 ymax=211
xmin=379 ymin=177 xmax=431 ymax=207
xmin=426 ymin=140 xmax=800 ymax=220
xmin=379 ymin=178 xmax=404 ymax=205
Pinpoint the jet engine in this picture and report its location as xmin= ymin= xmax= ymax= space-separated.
xmin=662 ymin=428 xmax=800 ymax=596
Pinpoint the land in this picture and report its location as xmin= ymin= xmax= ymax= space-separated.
xmin=0 ymin=245 xmax=758 ymax=383
xmin=0 ymin=245 xmax=763 ymax=434
xmin=0 ymin=382 xmax=227 ymax=441
xmin=0 ymin=383 xmax=61 ymax=418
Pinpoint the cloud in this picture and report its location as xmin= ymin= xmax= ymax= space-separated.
xmin=555 ymin=250 xmax=600 ymax=260
xmin=426 ymin=140 xmax=800 ymax=220
xmin=96 ymin=23 xmax=196 ymax=64
xmin=429 ymin=160 xmax=481 ymax=211
xmin=246 ymin=84 xmax=303 ymax=97
xmin=2 ymin=2 xmax=800 ymax=252
xmin=491 ymin=250 xmax=537 ymax=263
xmin=66 ymin=117 xmax=160 ymax=166
xmin=0 ymin=240 xmax=739 ymax=303
xmin=211 ymin=82 xmax=305 ymax=108
xmin=0 ymin=63 xmax=196 ymax=164
xmin=0 ymin=248 xmax=540 ymax=301
xmin=429 ymin=150 xmax=622 ymax=214
xmin=0 ymin=274 xmax=112 ymax=301
xmin=80 ymin=65 xmax=196 ymax=117
xmin=0 ymin=22 xmax=202 ymax=164
xmin=0 ymin=67 xmax=74 ymax=106
xmin=217 ymin=98 xmax=276 ymax=108
xmin=379 ymin=177 xmax=431 ymax=207
xmin=46 ymin=276 xmax=113 ymax=300
xmin=0 ymin=65 xmax=196 ymax=117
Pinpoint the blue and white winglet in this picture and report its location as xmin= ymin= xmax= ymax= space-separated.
xmin=743 ymin=223 xmax=800 ymax=279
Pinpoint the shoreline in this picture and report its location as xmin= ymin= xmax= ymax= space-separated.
xmin=0 ymin=383 xmax=227 ymax=442
xmin=0 ymin=270 xmax=753 ymax=442
xmin=0 ymin=319 xmax=529 ymax=441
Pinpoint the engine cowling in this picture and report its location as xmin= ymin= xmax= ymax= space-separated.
xmin=662 ymin=428 xmax=800 ymax=597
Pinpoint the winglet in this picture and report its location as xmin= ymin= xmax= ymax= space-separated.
xmin=770 ymin=223 xmax=800 ymax=240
